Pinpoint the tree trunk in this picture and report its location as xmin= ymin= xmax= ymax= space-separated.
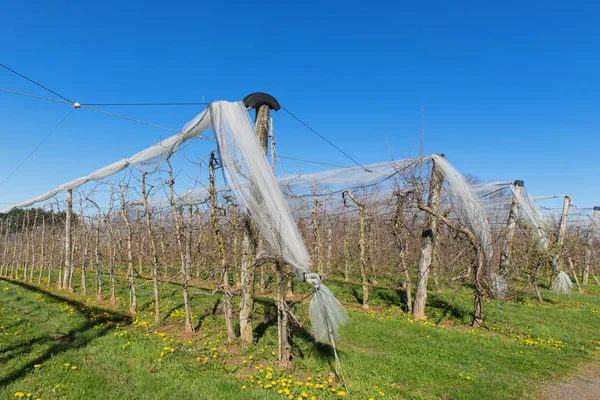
xmin=583 ymin=207 xmax=600 ymax=285
xmin=555 ymin=195 xmax=571 ymax=274
xmin=209 ymin=153 xmax=235 ymax=341
xmin=142 ymin=173 xmax=161 ymax=322
xmin=120 ymin=184 xmax=138 ymax=314
xmin=63 ymin=189 xmax=73 ymax=291
xmin=167 ymin=160 xmax=194 ymax=332
xmin=413 ymin=158 xmax=444 ymax=320
xmin=499 ymin=181 xmax=523 ymax=280
xmin=276 ymin=262 xmax=292 ymax=366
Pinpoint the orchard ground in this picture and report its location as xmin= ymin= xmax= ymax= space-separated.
xmin=1 ymin=272 xmax=599 ymax=399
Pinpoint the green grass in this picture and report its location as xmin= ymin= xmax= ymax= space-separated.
xmin=1 ymin=271 xmax=599 ymax=399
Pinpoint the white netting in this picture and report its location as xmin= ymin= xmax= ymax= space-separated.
xmin=552 ymin=271 xmax=573 ymax=296
xmin=431 ymin=154 xmax=494 ymax=265
xmin=210 ymin=101 xmax=347 ymax=342
xmin=509 ymin=186 xmax=549 ymax=249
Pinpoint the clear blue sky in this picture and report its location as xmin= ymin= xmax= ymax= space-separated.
xmin=1 ymin=1 xmax=599 ymax=210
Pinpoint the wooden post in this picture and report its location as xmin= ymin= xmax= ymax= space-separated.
xmin=555 ymin=195 xmax=571 ymax=272
xmin=412 ymin=155 xmax=444 ymax=320
xmin=583 ymin=206 xmax=600 ymax=285
xmin=239 ymin=94 xmax=278 ymax=344
xmin=499 ymin=180 xmax=523 ymax=279
xmin=63 ymin=189 xmax=73 ymax=291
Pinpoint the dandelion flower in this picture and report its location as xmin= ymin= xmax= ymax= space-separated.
xmin=14 ymin=393 xmax=25 ymax=398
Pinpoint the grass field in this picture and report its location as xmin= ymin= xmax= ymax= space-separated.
xmin=1 ymin=272 xmax=599 ymax=399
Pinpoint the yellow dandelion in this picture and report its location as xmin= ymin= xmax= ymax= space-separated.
xmin=33 ymin=364 xmax=41 ymax=369
xmin=64 ymin=363 xmax=70 ymax=367
xmin=241 ymin=385 xmax=247 ymax=390
xmin=71 ymin=366 xmax=77 ymax=370
xmin=14 ymin=393 xmax=25 ymax=398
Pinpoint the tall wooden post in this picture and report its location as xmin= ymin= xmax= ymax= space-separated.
xmin=499 ymin=180 xmax=523 ymax=279
xmin=63 ymin=189 xmax=73 ymax=291
xmin=413 ymin=155 xmax=444 ymax=320
xmin=583 ymin=206 xmax=600 ymax=285
xmin=555 ymin=195 xmax=571 ymax=272
xmin=239 ymin=93 xmax=280 ymax=344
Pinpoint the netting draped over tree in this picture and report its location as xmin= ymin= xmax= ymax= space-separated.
xmin=431 ymin=154 xmax=493 ymax=265
xmin=210 ymin=101 xmax=348 ymax=342
xmin=0 ymin=100 xmax=349 ymax=343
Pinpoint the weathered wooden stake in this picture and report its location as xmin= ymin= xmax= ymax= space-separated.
xmin=555 ymin=195 xmax=571 ymax=273
xmin=583 ymin=206 xmax=600 ymax=285
xmin=413 ymin=156 xmax=444 ymax=320
xmin=239 ymin=93 xmax=280 ymax=344
xmin=499 ymin=180 xmax=523 ymax=279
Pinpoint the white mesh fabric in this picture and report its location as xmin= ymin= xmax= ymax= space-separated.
xmin=509 ymin=185 xmax=549 ymax=249
xmin=432 ymin=154 xmax=494 ymax=265
xmin=552 ymin=271 xmax=573 ymax=295
xmin=210 ymin=101 xmax=347 ymax=342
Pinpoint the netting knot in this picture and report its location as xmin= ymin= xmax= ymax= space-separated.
xmin=73 ymin=102 xmax=81 ymax=109
xmin=304 ymin=272 xmax=322 ymax=290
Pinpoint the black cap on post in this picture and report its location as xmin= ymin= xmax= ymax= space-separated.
xmin=243 ymin=92 xmax=280 ymax=112
xmin=514 ymin=180 xmax=524 ymax=187
xmin=594 ymin=206 xmax=600 ymax=211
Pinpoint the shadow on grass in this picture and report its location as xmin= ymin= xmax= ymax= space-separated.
xmin=253 ymin=297 xmax=340 ymax=372
xmin=0 ymin=277 xmax=131 ymax=388
xmin=427 ymin=295 xmax=470 ymax=323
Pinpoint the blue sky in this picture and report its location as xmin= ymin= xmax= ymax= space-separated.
xmin=1 ymin=1 xmax=599 ymax=211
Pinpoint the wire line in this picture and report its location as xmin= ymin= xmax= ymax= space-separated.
xmin=80 ymin=105 xmax=180 ymax=133
xmin=82 ymin=102 xmax=209 ymax=106
xmin=0 ymin=108 xmax=75 ymax=187
xmin=0 ymin=63 xmax=74 ymax=103
xmin=277 ymin=155 xmax=350 ymax=168
xmin=0 ymin=88 xmax=72 ymax=105
xmin=281 ymin=106 xmax=371 ymax=172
